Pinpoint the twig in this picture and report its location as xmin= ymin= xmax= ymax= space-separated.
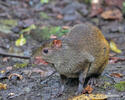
xmin=0 ymin=52 xmax=30 ymax=59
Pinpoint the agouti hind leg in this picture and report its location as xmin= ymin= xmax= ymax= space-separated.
xmin=54 ymin=75 xmax=67 ymax=97
xmin=87 ymin=59 xmax=108 ymax=87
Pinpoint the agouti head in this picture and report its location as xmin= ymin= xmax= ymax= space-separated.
xmin=33 ymin=38 xmax=72 ymax=65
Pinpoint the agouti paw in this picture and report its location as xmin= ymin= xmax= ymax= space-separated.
xmin=87 ymin=77 xmax=98 ymax=86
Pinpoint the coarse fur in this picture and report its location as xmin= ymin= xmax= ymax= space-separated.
xmin=33 ymin=23 xmax=110 ymax=94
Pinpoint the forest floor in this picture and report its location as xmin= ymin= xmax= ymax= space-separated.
xmin=0 ymin=0 xmax=125 ymax=100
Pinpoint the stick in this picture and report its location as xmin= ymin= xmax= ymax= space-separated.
xmin=0 ymin=52 xmax=30 ymax=59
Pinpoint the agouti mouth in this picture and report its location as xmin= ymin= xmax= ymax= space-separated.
xmin=33 ymin=56 xmax=48 ymax=65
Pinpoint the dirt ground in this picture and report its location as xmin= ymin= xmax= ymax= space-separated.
xmin=0 ymin=0 xmax=125 ymax=100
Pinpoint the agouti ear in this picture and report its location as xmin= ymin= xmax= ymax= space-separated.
xmin=52 ymin=40 xmax=62 ymax=48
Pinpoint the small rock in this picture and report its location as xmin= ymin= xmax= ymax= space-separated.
xmin=23 ymin=87 xmax=31 ymax=93
xmin=63 ymin=14 xmax=77 ymax=21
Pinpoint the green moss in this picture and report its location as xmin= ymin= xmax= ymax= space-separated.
xmin=0 ymin=19 xmax=17 ymax=26
xmin=0 ymin=19 xmax=17 ymax=34
xmin=39 ymin=12 xmax=50 ymax=19
xmin=14 ymin=63 xmax=28 ymax=69
xmin=114 ymin=81 xmax=125 ymax=92
xmin=84 ymin=0 xmax=91 ymax=4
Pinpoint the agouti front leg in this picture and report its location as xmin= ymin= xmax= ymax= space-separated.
xmin=52 ymin=75 xmax=67 ymax=97
xmin=59 ymin=75 xmax=67 ymax=94
xmin=76 ymin=63 xmax=92 ymax=94
xmin=76 ymin=52 xmax=94 ymax=95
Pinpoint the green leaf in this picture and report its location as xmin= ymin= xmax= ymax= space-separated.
xmin=40 ymin=0 xmax=49 ymax=4
xmin=122 ymin=2 xmax=125 ymax=15
xmin=110 ymin=40 xmax=122 ymax=53
xmin=84 ymin=0 xmax=91 ymax=4
xmin=31 ymin=26 xmax=69 ymax=41
xmin=15 ymin=34 xmax=26 ymax=46
xmin=21 ymin=24 xmax=36 ymax=33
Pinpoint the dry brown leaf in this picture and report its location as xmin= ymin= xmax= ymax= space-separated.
xmin=8 ymin=73 xmax=23 ymax=80
xmin=2 ymin=57 xmax=9 ymax=62
xmin=32 ymin=68 xmax=46 ymax=77
xmin=50 ymin=35 xmax=57 ymax=39
xmin=57 ymin=14 xmax=63 ymax=19
xmin=105 ymin=0 xmax=123 ymax=9
xmin=6 ymin=66 xmax=13 ymax=71
xmin=110 ymin=73 xmax=123 ymax=78
xmin=109 ymin=57 xmax=125 ymax=64
xmin=23 ymin=68 xmax=50 ymax=77
xmin=0 ymin=83 xmax=7 ymax=90
xmin=83 ymin=85 xmax=93 ymax=94
xmin=62 ymin=26 xmax=70 ymax=30
xmin=101 ymin=9 xmax=123 ymax=20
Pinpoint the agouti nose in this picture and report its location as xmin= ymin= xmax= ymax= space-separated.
xmin=43 ymin=49 xmax=48 ymax=54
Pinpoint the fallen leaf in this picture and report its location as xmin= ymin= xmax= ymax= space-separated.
xmin=15 ymin=34 xmax=26 ymax=46
xmin=6 ymin=66 xmax=13 ymax=71
xmin=89 ymin=94 xmax=107 ymax=100
xmin=110 ymin=73 xmax=123 ymax=78
xmin=23 ymin=68 xmax=52 ymax=78
xmin=101 ymin=8 xmax=123 ymax=20
xmin=53 ymin=40 xmax=62 ymax=48
xmin=0 ymin=83 xmax=7 ymax=90
xmin=110 ymin=40 xmax=122 ymax=53
xmin=0 ymin=70 xmax=5 ymax=74
xmin=32 ymin=68 xmax=47 ymax=77
xmin=21 ymin=24 xmax=36 ymax=34
xmin=105 ymin=0 xmax=123 ymax=9
xmin=50 ymin=35 xmax=57 ymax=39
xmin=40 ymin=0 xmax=49 ymax=4
xmin=83 ymin=85 xmax=93 ymax=94
xmin=62 ymin=26 xmax=70 ymax=30
xmin=2 ymin=57 xmax=9 ymax=62
xmin=68 ymin=94 xmax=107 ymax=100
xmin=8 ymin=73 xmax=23 ymax=80
xmin=68 ymin=94 xmax=89 ymax=100
xmin=109 ymin=57 xmax=125 ymax=64
xmin=57 ymin=14 xmax=63 ymax=19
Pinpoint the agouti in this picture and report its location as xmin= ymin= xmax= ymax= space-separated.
xmin=33 ymin=23 xmax=110 ymax=94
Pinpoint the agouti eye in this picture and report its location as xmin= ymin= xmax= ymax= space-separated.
xmin=43 ymin=49 xmax=48 ymax=54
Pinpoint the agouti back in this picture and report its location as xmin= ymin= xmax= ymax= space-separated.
xmin=33 ymin=23 xmax=110 ymax=94
xmin=67 ymin=23 xmax=109 ymax=77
